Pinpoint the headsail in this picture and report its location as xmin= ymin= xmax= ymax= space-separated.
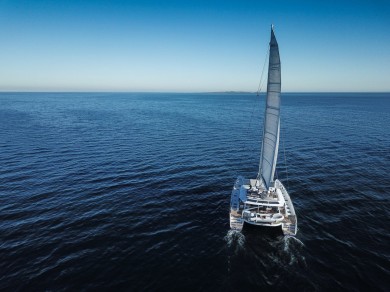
xmin=258 ymin=26 xmax=281 ymax=188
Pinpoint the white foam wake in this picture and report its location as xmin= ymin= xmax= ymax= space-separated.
xmin=224 ymin=229 xmax=245 ymax=251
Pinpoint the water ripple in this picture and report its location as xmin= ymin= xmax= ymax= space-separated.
xmin=0 ymin=92 xmax=389 ymax=290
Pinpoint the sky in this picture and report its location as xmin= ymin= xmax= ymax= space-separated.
xmin=0 ymin=0 xmax=389 ymax=92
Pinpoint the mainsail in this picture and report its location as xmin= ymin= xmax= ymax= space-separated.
xmin=258 ymin=26 xmax=281 ymax=188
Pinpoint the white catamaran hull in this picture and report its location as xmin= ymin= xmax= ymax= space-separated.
xmin=230 ymin=176 xmax=297 ymax=236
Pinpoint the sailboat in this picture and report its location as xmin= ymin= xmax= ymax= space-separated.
xmin=229 ymin=26 xmax=297 ymax=236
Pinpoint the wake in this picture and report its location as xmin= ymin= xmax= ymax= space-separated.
xmin=224 ymin=229 xmax=245 ymax=252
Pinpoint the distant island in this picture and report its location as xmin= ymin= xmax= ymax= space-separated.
xmin=207 ymin=91 xmax=256 ymax=94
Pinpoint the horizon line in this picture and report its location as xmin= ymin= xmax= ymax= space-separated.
xmin=1 ymin=90 xmax=390 ymax=94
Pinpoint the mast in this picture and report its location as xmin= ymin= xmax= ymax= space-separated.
xmin=257 ymin=25 xmax=281 ymax=188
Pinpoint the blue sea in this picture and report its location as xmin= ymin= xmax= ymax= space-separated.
xmin=0 ymin=92 xmax=389 ymax=291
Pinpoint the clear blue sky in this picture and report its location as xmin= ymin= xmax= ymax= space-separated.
xmin=1 ymin=0 xmax=389 ymax=92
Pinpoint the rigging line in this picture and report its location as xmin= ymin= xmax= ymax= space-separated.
xmin=242 ymin=46 xmax=270 ymax=165
xmin=256 ymin=48 xmax=270 ymax=96
xmin=282 ymin=126 xmax=290 ymax=192
xmin=241 ymin=44 xmax=270 ymax=168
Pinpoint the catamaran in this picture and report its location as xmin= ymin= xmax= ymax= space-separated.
xmin=229 ymin=26 xmax=297 ymax=236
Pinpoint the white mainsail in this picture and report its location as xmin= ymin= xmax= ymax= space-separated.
xmin=258 ymin=26 xmax=281 ymax=189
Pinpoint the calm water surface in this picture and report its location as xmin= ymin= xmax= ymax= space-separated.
xmin=0 ymin=92 xmax=389 ymax=291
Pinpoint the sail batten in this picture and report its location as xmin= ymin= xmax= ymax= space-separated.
xmin=258 ymin=26 xmax=281 ymax=189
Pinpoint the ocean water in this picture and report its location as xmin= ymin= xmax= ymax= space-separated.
xmin=0 ymin=92 xmax=389 ymax=291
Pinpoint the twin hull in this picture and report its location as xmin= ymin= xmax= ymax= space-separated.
xmin=230 ymin=176 xmax=297 ymax=236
